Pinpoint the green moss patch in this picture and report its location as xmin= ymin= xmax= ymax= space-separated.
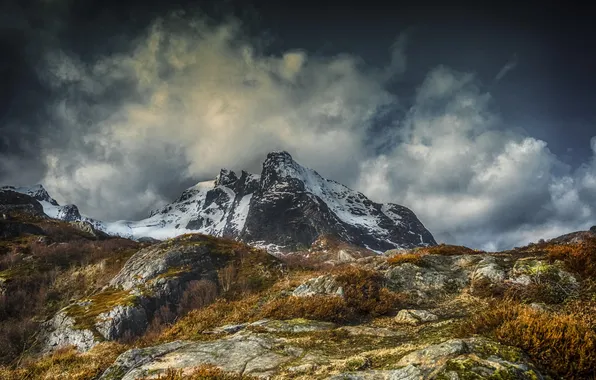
xmin=65 ymin=288 xmax=139 ymax=332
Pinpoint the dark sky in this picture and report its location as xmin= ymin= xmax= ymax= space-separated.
xmin=1 ymin=0 xmax=595 ymax=249
xmin=2 ymin=1 xmax=595 ymax=163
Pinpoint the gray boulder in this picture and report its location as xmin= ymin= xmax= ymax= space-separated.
xmin=394 ymin=309 xmax=438 ymax=325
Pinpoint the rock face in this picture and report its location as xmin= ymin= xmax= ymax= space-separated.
xmin=0 ymin=189 xmax=46 ymax=217
xmin=40 ymin=234 xmax=277 ymax=353
xmin=0 ymin=190 xmax=48 ymax=238
xmin=240 ymin=152 xmax=436 ymax=252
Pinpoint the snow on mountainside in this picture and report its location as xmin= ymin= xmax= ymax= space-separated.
xmin=3 ymin=152 xmax=436 ymax=253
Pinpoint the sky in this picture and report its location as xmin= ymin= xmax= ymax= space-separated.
xmin=1 ymin=0 xmax=595 ymax=250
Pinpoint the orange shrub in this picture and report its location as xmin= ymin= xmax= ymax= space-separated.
xmin=333 ymin=267 xmax=407 ymax=317
xmin=387 ymin=253 xmax=423 ymax=266
xmin=463 ymin=300 xmax=596 ymax=379
xmin=421 ymin=244 xmax=483 ymax=256
xmin=545 ymin=238 xmax=596 ymax=278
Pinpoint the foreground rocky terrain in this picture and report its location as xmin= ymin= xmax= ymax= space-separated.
xmin=1 ymin=188 xmax=596 ymax=379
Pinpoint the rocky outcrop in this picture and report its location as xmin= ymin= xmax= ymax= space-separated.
xmin=69 ymin=220 xmax=109 ymax=239
xmin=292 ymin=275 xmax=345 ymax=297
xmin=330 ymin=338 xmax=545 ymax=379
xmin=40 ymin=234 xmax=278 ymax=353
xmin=0 ymin=220 xmax=45 ymax=239
xmin=384 ymin=255 xmax=473 ymax=300
xmin=100 ymin=331 xmax=305 ymax=379
xmin=99 ymin=326 xmax=545 ymax=380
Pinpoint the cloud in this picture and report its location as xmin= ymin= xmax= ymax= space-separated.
xmin=2 ymin=9 xmax=595 ymax=250
xmin=36 ymin=12 xmax=394 ymax=219
xmin=356 ymin=66 xmax=596 ymax=250
xmin=494 ymin=54 xmax=518 ymax=82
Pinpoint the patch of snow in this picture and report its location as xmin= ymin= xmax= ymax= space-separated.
xmin=229 ymin=193 xmax=252 ymax=233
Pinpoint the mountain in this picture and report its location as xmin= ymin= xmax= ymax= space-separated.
xmin=2 ymin=151 xmax=436 ymax=253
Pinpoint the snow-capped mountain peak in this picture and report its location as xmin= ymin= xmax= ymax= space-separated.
xmin=4 ymin=152 xmax=436 ymax=254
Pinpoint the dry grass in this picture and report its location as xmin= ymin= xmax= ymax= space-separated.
xmin=160 ymin=267 xmax=407 ymax=342
xmin=418 ymin=244 xmax=483 ymax=256
xmin=386 ymin=253 xmax=423 ymax=266
xmin=462 ymin=300 xmax=596 ymax=379
xmin=142 ymin=365 xmax=258 ymax=379
xmin=0 ymin=342 xmax=126 ymax=380
xmin=159 ymin=295 xmax=262 ymax=342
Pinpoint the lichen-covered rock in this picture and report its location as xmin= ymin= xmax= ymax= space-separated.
xmin=99 ymin=341 xmax=190 ymax=380
xmin=40 ymin=290 xmax=148 ymax=352
xmin=249 ymin=319 xmax=336 ymax=333
xmin=397 ymin=338 xmax=545 ymax=379
xmin=292 ymin=275 xmax=345 ymax=297
xmin=100 ymin=331 xmax=303 ymax=379
xmin=338 ymin=325 xmax=403 ymax=337
xmin=394 ymin=309 xmax=438 ymax=325
xmin=384 ymin=256 xmax=470 ymax=300
xmin=510 ymin=258 xmax=579 ymax=298
xmin=472 ymin=257 xmax=506 ymax=284
xmin=333 ymin=338 xmax=545 ymax=380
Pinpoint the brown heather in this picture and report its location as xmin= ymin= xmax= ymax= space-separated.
xmin=462 ymin=299 xmax=596 ymax=379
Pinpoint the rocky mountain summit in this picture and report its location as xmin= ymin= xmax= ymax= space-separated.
xmin=3 ymin=151 xmax=436 ymax=253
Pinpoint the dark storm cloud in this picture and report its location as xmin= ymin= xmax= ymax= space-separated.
xmin=0 ymin=1 xmax=594 ymax=249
